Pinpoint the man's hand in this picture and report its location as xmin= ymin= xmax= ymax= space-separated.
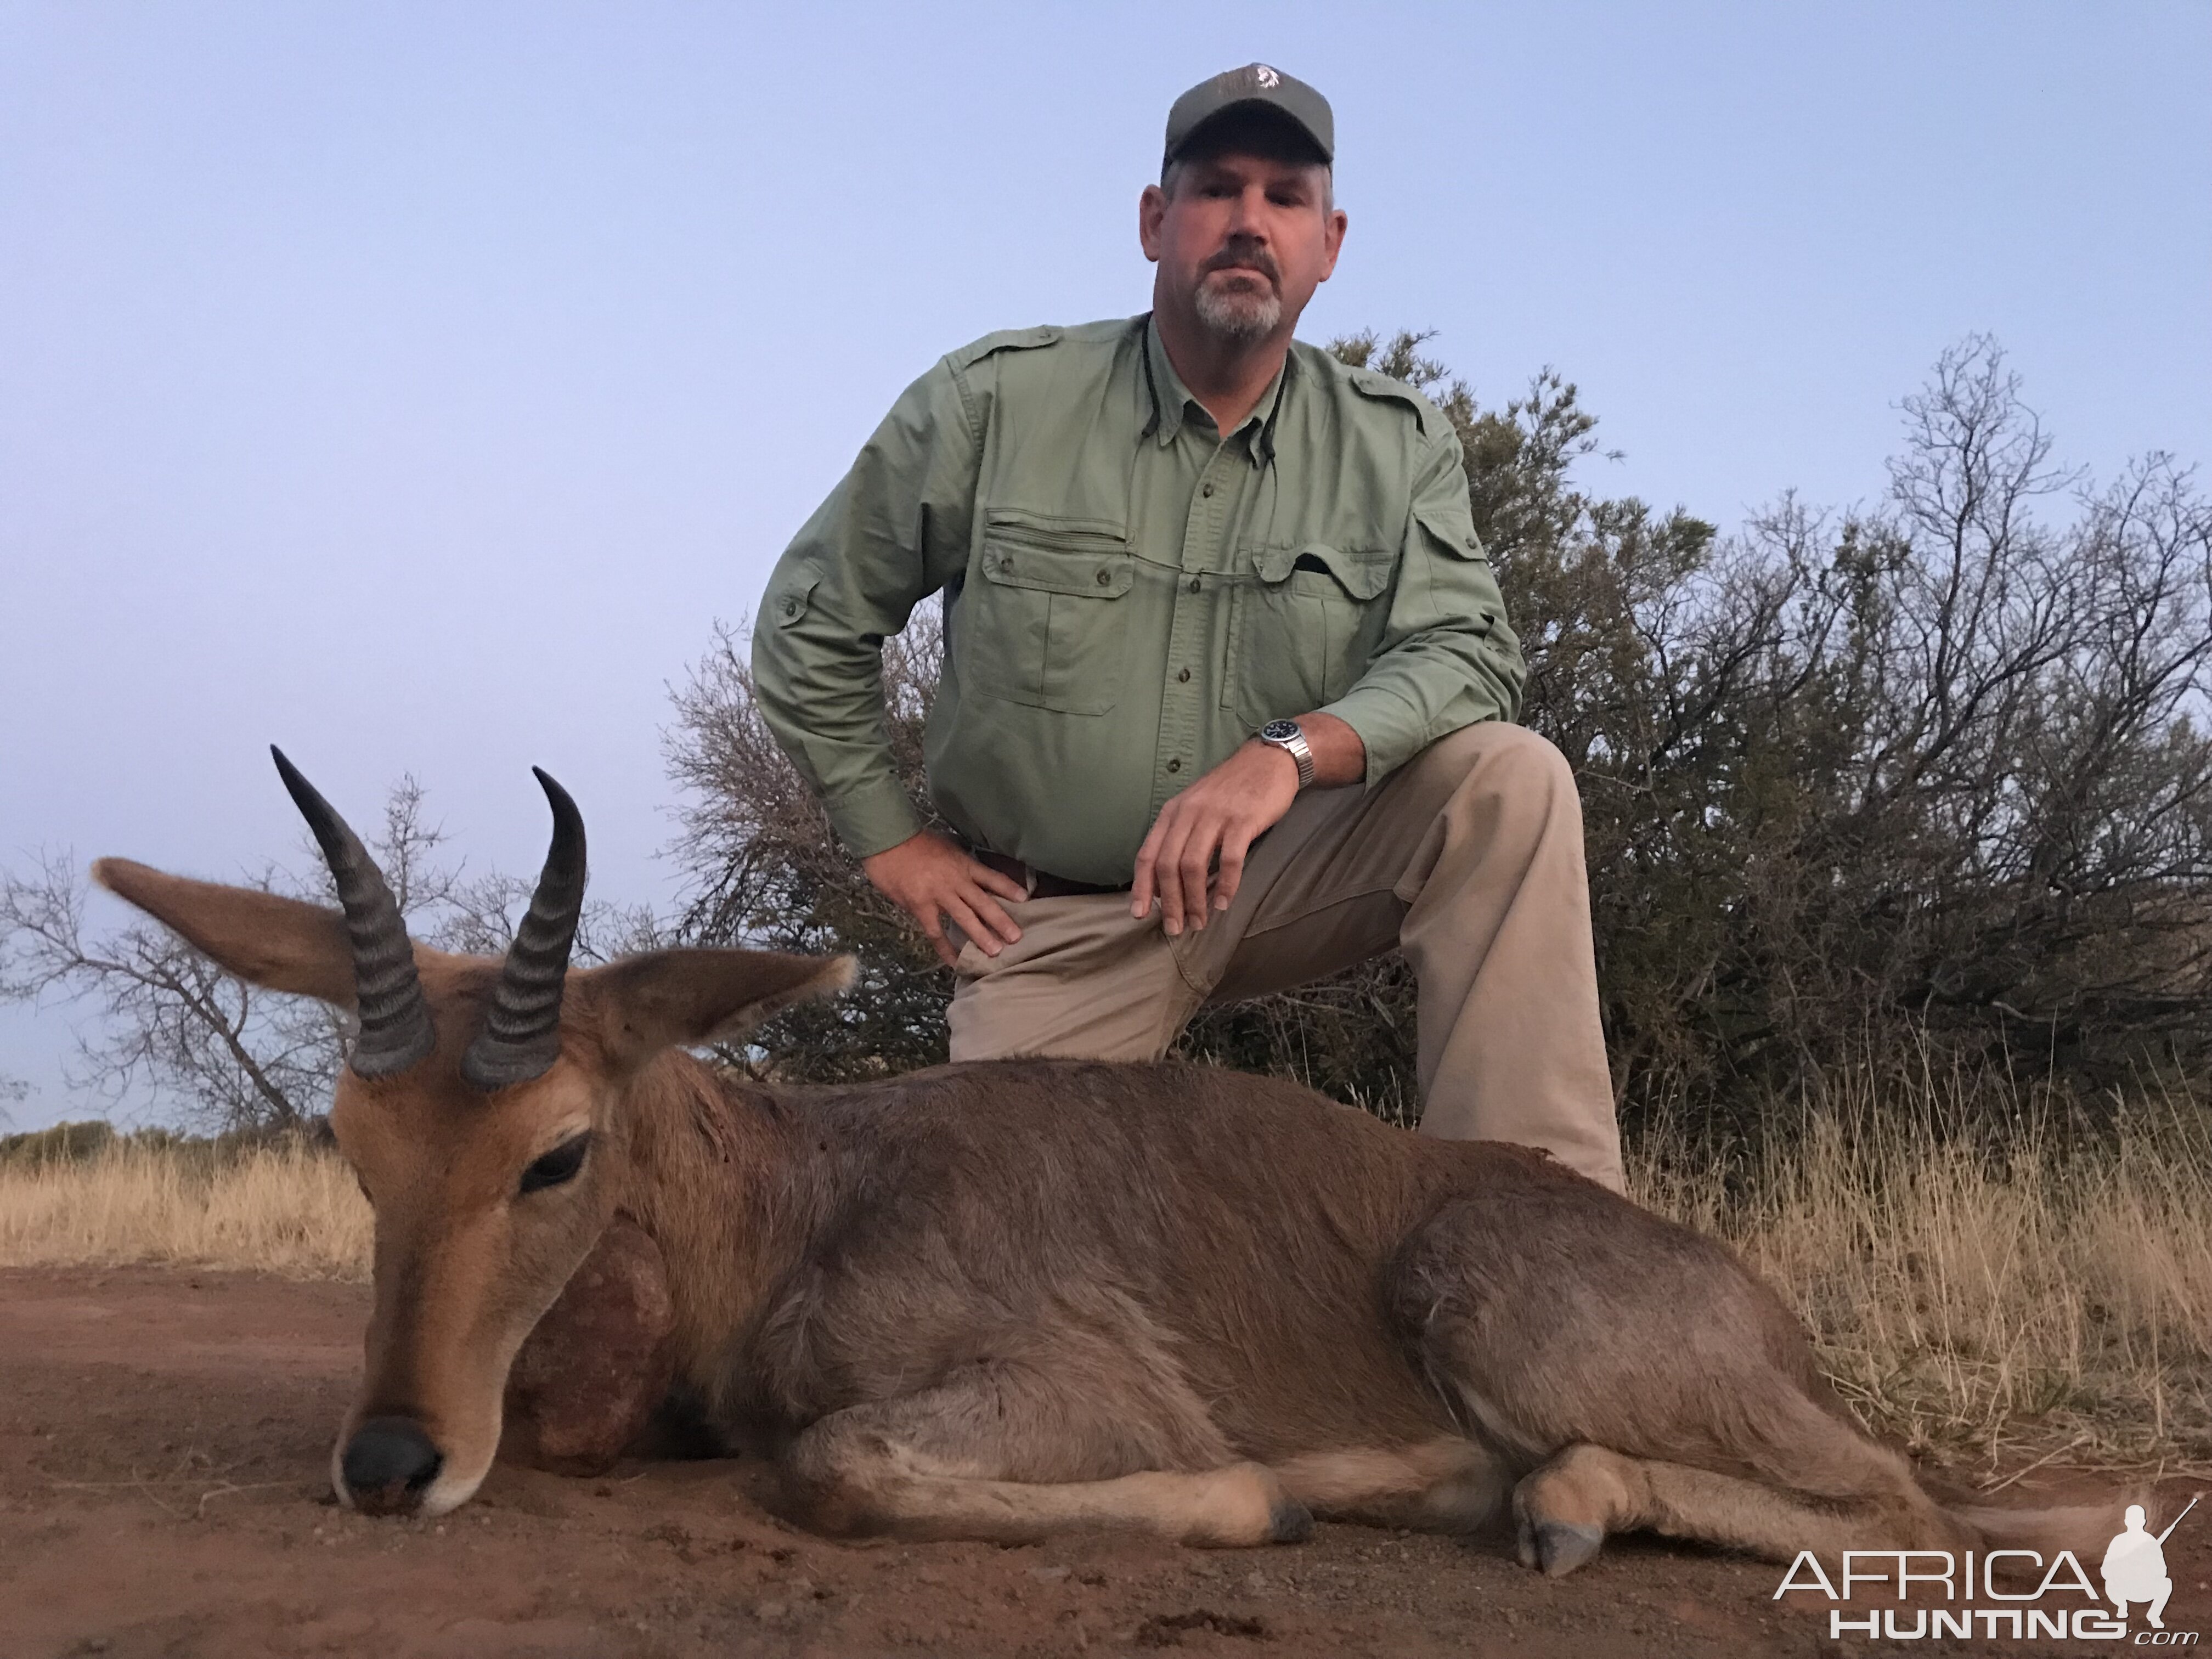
xmin=862 ymin=831 xmax=1028 ymax=968
xmin=1131 ymin=713 xmax=1364 ymax=935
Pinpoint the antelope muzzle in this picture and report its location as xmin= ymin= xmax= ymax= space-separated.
xmin=338 ymin=1415 xmax=445 ymax=1515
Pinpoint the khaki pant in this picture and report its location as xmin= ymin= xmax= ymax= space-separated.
xmin=947 ymin=722 xmax=1624 ymax=1191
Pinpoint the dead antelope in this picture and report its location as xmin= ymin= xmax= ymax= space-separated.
xmin=93 ymin=752 xmax=2103 ymax=1574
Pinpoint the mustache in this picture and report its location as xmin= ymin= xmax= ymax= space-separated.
xmin=1202 ymin=242 xmax=1280 ymax=284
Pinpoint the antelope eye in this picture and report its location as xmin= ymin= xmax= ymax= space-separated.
xmin=520 ymin=1133 xmax=591 ymax=1195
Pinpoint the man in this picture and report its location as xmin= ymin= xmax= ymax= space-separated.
xmin=754 ymin=65 xmax=1623 ymax=1190
xmin=2101 ymin=1503 xmax=2180 ymax=1630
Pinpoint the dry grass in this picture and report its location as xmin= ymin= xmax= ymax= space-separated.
xmin=1634 ymin=1080 xmax=2212 ymax=1474
xmin=0 ymin=1139 xmax=370 ymax=1280
xmin=2 ymin=1089 xmax=2207 ymax=1472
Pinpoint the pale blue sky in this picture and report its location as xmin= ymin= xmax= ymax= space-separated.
xmin=3 ymin=2 xmax=2208 ymax=1128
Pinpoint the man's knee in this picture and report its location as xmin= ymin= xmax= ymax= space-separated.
xmin=1411 ymin=721 xmax=1578 ymax=805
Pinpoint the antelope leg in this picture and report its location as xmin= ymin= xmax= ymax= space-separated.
xmin=1511 ymin=1443 xmax=1973 ymax=1576
xmin=1272 ymin=1436 xmax=1509 ymax=1533
xmin=782 ymin=1367 xmax=1309 ymax=1548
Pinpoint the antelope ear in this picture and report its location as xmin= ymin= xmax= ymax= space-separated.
xmin=92 ymin=857 xmax=358 ymax=1007
xmin=576 ymin=948 xmax=855 ymax=1068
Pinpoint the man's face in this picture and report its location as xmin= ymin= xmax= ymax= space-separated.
xmin=1140 ymin=146 xmax=1346 ymax=348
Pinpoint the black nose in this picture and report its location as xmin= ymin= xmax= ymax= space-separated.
xmin=341 ymin=1415 xmax=443 ymax=1513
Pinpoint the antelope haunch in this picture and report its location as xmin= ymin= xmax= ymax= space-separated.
xmin=95 ymin=752 xmax=2102 ymax=1571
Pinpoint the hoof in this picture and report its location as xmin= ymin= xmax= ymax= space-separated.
xmin=1268 ymin=1498 xmax=1314 ymax=1544
xmin=1533 ymin=1521 xmax=1604 ymax=1577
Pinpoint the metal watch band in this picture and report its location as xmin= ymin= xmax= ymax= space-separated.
xmin=1259 ymin=720 xmax=1316 ymax=790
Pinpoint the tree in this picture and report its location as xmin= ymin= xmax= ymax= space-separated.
xmin=666 ymin=622 xmax=954 ymax=1077
xmin=1599 ymin=345 xmax=2212 ymax=1109
xmin=26 ymin=340 xmax=2203 ymax=1136
xmin=4 ymin=850 xmax=366 ymax=1135
xmin=0 ymin=777 xmax=654 ymax=1133
xmin=664 ymin=335 xmax=2212 ymax=1129
xmin=1168 ymin=331 xmax=1723 ymax=1114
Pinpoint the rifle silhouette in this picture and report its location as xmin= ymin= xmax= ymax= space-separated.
xmin=2156 ymin=1494 xmax=2200 ymax=1546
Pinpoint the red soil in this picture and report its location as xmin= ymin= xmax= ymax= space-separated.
xmin=0 ymin=1266 xmax=2202 ymax=1658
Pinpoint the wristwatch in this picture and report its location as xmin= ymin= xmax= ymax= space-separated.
xmin=1257 ymin=719 xmax=1316 ymax=790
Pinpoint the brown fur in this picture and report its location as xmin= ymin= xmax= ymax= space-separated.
xmin=95 ymin=854 xmax=2102 ymax=1570
xmin=499 ymin=1214 xmax=675 ymax=1474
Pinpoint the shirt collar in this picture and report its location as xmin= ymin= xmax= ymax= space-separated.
xmin=1141 ymin=314 xmax=1294 ymax=470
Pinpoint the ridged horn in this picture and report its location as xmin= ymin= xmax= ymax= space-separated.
xmin=270 ymin=746 xmax=436 ymax=1079
xmin=460 ymin=768 xmax=586 ymax=1092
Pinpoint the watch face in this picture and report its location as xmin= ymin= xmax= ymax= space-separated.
xmin=1261 ymin=719 xmax=1300 ymax=742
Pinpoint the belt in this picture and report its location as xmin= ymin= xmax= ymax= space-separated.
xmin=969 ymin=847 xmax=1130 ymax=900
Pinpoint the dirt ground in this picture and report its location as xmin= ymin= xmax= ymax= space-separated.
xmin=0 ymin=1268 xmax=2203 ymax=1659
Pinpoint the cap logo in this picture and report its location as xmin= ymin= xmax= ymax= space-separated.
xmin=1254 ymin=65 xmax=1280 ymax=88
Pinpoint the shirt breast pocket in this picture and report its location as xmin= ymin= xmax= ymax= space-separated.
xmin=960 ymin=514 xmax=1135 ymax=715
xmin=1224 ymin=542 xmax=1395 ymax=727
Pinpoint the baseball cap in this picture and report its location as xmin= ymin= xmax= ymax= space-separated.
xmin=1164 ymin=64 xmax=1333 ymax=168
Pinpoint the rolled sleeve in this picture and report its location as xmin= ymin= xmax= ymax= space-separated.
xmin=1318 ymin=431 xmax=1526 ymax=784
xmin=751 ymin=358 xmax=980 ymax=857
xmin=814 ymin=772 xmax=927 ymax=862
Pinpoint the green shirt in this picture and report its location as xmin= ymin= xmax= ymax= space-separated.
xmin=753 ymin=315 xmax=1527 ymax=887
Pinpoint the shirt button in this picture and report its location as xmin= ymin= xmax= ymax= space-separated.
xmin=1177 ymin=667 xmax=1190 ymax=682
xmin=1166 ymin=758 xmax=1181 ymax=773
xmin=1095 ymin=569 xmax=1111 ymax=585
xmin=1201 ymin=482 xmax=1215 ymax=498
xmin=1188 ymin=577 xmax=1201 ymax=593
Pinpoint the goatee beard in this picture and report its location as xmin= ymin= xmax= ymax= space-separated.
xmin=1193 ymin=281 xmax=1283 ymax=345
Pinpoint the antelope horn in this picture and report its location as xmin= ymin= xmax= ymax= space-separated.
xmin=270 ymin=746 xmax=437 ymax=1079
xmin=460 ymin=768 xmax=586 ymax=1091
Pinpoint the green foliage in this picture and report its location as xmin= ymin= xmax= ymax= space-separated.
xmin=0 ymin=1120 xmax=119 ymax=1166
xmin=674 ymin=334 xmax=2212 ymax=1130
xmin=1183 ymin=330 xmax=1718 ymax=1110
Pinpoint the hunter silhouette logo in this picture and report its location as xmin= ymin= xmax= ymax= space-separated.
xmin=1774 ymin=1494 xmax=2203 ymax=1642
xmin=2106 ymin=1497 xmax=2196 ymax=1630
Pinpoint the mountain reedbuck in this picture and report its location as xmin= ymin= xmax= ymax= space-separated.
xmin=94 ymin=752 xmax=2096 ymax=1575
